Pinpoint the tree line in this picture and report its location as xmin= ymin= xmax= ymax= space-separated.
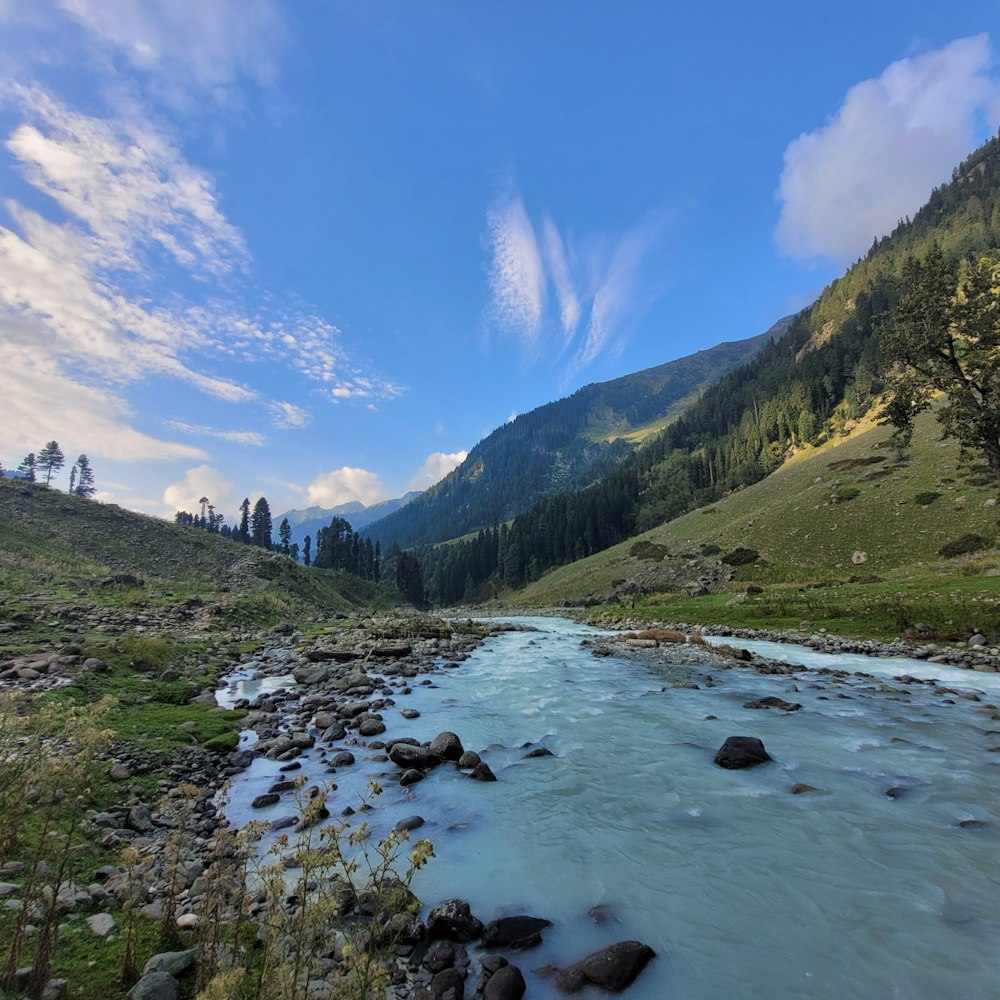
xmin=3 ymin=442 xmax=96 ymax=497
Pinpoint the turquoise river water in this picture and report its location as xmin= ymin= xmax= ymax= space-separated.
xmin=220 ymin=617 xmax=1000 ymax=999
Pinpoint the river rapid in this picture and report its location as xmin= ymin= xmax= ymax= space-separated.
xmin=219 ymin=617 xmax=1000 ymax=999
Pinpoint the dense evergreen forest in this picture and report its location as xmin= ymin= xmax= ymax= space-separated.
xmin=364 ymin=328 xmax=779 ymax=548
xmin=408 ymin=133 xmax=1000 ymax=606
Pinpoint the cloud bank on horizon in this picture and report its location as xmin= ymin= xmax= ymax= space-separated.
xmin=776 ymin=35 xmax=1000 ymax=262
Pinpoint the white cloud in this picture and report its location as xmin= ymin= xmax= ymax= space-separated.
xmin=165 ymin=421 xmax=265 ymax=446
xmin=775 ymin=35 xmax=1000 ymax=262
xmin=486 ymin=193 xmax=546 ymax=345
xmin=567 ymin=220 xmax=663 ymax=381
xmin=268 ymin=401 xmax=311 ymax=429
xmin=542 ymin=215 xmax=580 ymax=344
xmin=485 ymin=192 xmax=665 ymax=379
xmin=56 ymin=0 xmax=285 ymax=108
xmin=306 ymin=467 xmax=388 ymax=508
xmin=162 ymin=464 xmax=234 ymax=515
xmin=0 ymin=321 xmax=207 ymax=462
xmin=408 ymin=450 xmax=468 ymax=491
xmin=7 ymin=84 xmax=249 ymax=276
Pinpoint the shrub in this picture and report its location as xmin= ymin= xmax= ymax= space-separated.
xmin=938 ymin=534 xmax=992 ymax=558
xmin=700 ymin=544 xmax=721 ymax=556
xmin=628 ymin=541 xmax=669 ymax=562
xmin=203 ymin=731 xmax=240 ymax=753
xmin=913 ymin=492 xmax=940 ymax=506
xmin=721 ymin=547 xmax=759 ymax=566
xmin=830 ymin=487 xmax=861 ymax=502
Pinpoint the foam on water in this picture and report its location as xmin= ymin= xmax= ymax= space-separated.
xmin=221 ymin=618 xmax=1000 ymax=999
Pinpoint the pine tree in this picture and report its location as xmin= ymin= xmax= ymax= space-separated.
xmin=303 ymin=535 xmax=311 ymax=567
xmin=278 ymin=517 xmax=291 ymax=555
xmin=250 ymin=497 xmax=273 ymax=548
xmin=73 ymin=455 xmax=96 ymax=498
xmin=239 ymin=498 xmax=251 ymax=544
xmin=68 ymin=465 xmax=77 ymax=494
xmin=17 ymin=454 xmax=36 ymax=482
xmin=36 ymin=441 xmax=65 ymax=486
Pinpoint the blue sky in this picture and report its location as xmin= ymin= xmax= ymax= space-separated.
xmin=1 ymin=1 xmax=999 ymax=522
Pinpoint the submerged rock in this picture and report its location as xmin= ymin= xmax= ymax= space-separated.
xmin=713 ymin=736 xmax=772 ymax=769
xmin=743 ymin=696 xmax=801 ymax=712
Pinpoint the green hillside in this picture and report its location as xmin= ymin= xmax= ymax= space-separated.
xmin=407 ymin=134 xmax=1000 ymax=609
xmin=512 ymin=407 xmax=1000 ymax=640
xmin=0 ymin=477 xmax=384 ymax=641
xmin=364 ymin=323 xmax=782 ymax=548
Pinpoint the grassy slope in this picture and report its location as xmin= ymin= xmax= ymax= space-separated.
xmin=513 ymin=409 xmax=1000 ymax=639
xmin=0 ymin=477 xmax=383 ymax=624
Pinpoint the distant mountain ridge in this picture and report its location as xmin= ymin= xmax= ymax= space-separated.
xmin=364 ymin=323 xmax=788 ymax=548
xmin=276 ymin=493 xmax=420 ymax=549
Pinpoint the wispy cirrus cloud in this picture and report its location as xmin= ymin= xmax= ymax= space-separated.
xmin=165 ymin=421 xmax=265 ymax=447
xmin=7 ymin=83 xmax=249 ymax=277
xmin=0 ymin=86 xmax=402 ymax=463
xmin=486 ymin=193 xmax=547 ymax=347
xmin=56 ymin=0 xmax=286 ymax=110
xmin=267 ymin=401 xmax=311 ymax=430
xmin=485 ymin=190 xmax=667 ymax=381
xmin=776 ymin=35 xmax=1000 ymax=262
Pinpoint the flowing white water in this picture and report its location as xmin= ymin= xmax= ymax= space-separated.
xmin=221 ymin=618 xmax=1000 ymax=999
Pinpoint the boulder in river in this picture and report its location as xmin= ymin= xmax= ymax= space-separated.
xmin=427 ymin=898 xmax=484 ymax=942
xmin=469 ymin=762 xmax=497 ymax=782
xmin=482 ymin=915 xmax=551 ymax=949
xmin=458 ymin=750 xmax=481 ymax=769
xmin=743 ymin=696 xmax=801 ymax=712
xmin=554 ymin=939 xmax=655 ymax=993
xmin=429 ymin=731 xmax=465 ymax=761
xmin=389 ymin=743 xmax=442 ymax=771
xmin=483 ymin=964 xmax=526 ymax=1000
xmin=713 ymin=736 xmax=772 ymax=769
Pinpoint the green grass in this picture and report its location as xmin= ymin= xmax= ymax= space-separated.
xmin=513 ymin=407 xmax=1000 ymax=641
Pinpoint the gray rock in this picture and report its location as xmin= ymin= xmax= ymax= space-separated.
xmin=86 ymin=912 xmax=116 ymax=937
xmin=457 ymin=751 xmax=481 ymax=769
xmin=469 ymin=762 xmax=496 ymax=782
xmin=389 ymin=743 xmax=441 ymax=771
xmin=127 ymin=971 xmax=179 ymax=1000
xmin=482 ymin=915 xmax=551 ymax=949
xmin=430 ymin=967 xmax=465 ymax=999
xmin=142 ymin=950 xmax=196 ymax=977
xmin=429 ymin=731 xmax=464 ymax=761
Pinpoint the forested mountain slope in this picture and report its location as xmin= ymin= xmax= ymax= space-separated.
xmin=410 ymin=133 xmax=1000 ymax=605
xmin=365 ymin=325 xmax=783 ymax=548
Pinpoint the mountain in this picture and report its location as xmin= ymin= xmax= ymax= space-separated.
xmin=409 ymin=133 xmax=1000 ymax=606
xmin=364 ymin=325 xmax=786 ymax=549
xmin=276 ymin=493 xmax=420 ymax=549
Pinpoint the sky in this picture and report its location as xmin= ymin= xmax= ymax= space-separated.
xmin=1 ymin=2 xmax=999 ymax=523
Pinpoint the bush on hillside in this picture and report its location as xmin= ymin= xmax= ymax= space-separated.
xmin=913 ymin=492 xmax=940 ymax=506
xmin=721 ymin=547 xmax=760 ymax=566
xmin=938 ymin=534 xmax=992 ymax=558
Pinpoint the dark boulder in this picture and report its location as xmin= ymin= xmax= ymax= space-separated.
xmin=429 ymin=731 xmax=465 ymax=761
xmin=427 ymin=898 xmax=484 ymax=942
xmin=523 ymin=747 xmax=554 ymax=759
xmin=458 ymin=751 xmax=481 ymax=769
xmin=389 ymin=743 xmax=442 ymax=771
xmin=484 ymin=964 xmax=526 ymax=1000
xmin=482 ymin=915 xmax=551 ymax=949
xmin=713 ymin=736 xmax=772 ymax=769
xmin=251 ymin=793 xmax=280 ymax=809
xmin=469 ymin=762 xmax=497 ymax=782
xmin=555 ymin=940 xmax=655 ymax=993
xmin=430 ymin=967 xmax=465 ymax=999
xmin=400 ymin=768 xmax=425 ymax=787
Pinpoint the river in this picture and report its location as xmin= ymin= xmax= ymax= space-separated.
xmin=219 ymin=617 xmax=1000 ymax=999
